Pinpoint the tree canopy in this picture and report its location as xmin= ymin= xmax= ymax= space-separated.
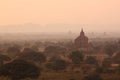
xmin=0 ymin=54 xmax=11 ymax=66
xmin=69 ymin=51 xmax=84 ymax=64
xmin=84 ymin=73 xmax=103 ymax=80
xmin=46 ymin=58 xmax=68 ymax=71
xmin=85 ymin=56 xmax=98 ymax=65
xmin=0 ymin=59 xmax=41 ymax=80
xmin=18 ymin=48 xmax=46 ymax=64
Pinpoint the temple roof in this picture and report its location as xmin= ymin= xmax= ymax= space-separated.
xmin=75 ymin=28 xmax=88 ymax=40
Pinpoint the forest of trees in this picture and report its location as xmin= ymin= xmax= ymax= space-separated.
xmin=0 ymin=40 xmax=119 ymax=80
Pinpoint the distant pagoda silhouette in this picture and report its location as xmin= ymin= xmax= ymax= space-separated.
xmin=74 ymin=28 xmax=89 ymax=50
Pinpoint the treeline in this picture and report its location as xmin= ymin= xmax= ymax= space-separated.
xmin=0 ymin=40 xmax=120 ymax=80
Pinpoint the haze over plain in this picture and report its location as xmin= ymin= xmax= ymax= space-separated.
xmin=0 ymin=0 xmax=120 ymax=33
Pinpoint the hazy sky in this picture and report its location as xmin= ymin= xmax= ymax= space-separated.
xmin=0 ymin=0 xmax=120 ymax=33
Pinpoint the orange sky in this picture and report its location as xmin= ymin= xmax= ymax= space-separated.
xmin=0 ymin=0 xmax=120 ymax=33
xmin=0 ymin=0 xmax=120 ymax=25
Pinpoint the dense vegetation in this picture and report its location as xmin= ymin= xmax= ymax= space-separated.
xmin=0 ymin=40 xmax=119 ymax=80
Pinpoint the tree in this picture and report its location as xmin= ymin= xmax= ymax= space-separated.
xmin=44 ymin=46 xmax=67 ymax=56
xmin=85 ymin=56 xmax=98 ymax=65
xmin=0 ymin=54 xmax=11 ymax=66
xmin=49 ymin=56 xmax=61 ymax=62
xmin=104 ymin=43 xmax=117 ymax=56
xmin=21 ymin=48 xmax=35 ymax=54
xmin=102 ymin=58 xmax=112 ymax=68
xmin=69 ymin=51 xmax=84 ymax=64
xmin=45 ymin=58 xmax=68 ymax=71
xmin=115 ymin=65 xmax=120 ymax=74
xmin=96 ymin=66 xmax=104 ymax=74
xmin=31 ymin=44 xmax=39 ymax=51
xmin=112 ymin=51 xmax=120 ymax=64
xmin=0 ymin=59 xmax=41 ymax=80
xmin=18 ymin=48 xmax=46 ymax=64
xmin=84 ymin=73 xmax=103 ymax=80
xmin=7 ymin=45 xmax=21 ymax=58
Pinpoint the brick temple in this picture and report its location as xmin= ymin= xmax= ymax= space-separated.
xmin=74 ymin=28 xmax=89 ymax=50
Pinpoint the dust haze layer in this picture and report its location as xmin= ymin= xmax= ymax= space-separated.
xmin=0 ymin=0 xmax=120 ymax=33
xmin=0 ymin=24 xmax=119 ymax=33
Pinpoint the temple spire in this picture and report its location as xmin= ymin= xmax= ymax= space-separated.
xmin=80 ymin=28 xmax=85 ymax=36
xmin=81 ymin=28 xmax=83 ymax=32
